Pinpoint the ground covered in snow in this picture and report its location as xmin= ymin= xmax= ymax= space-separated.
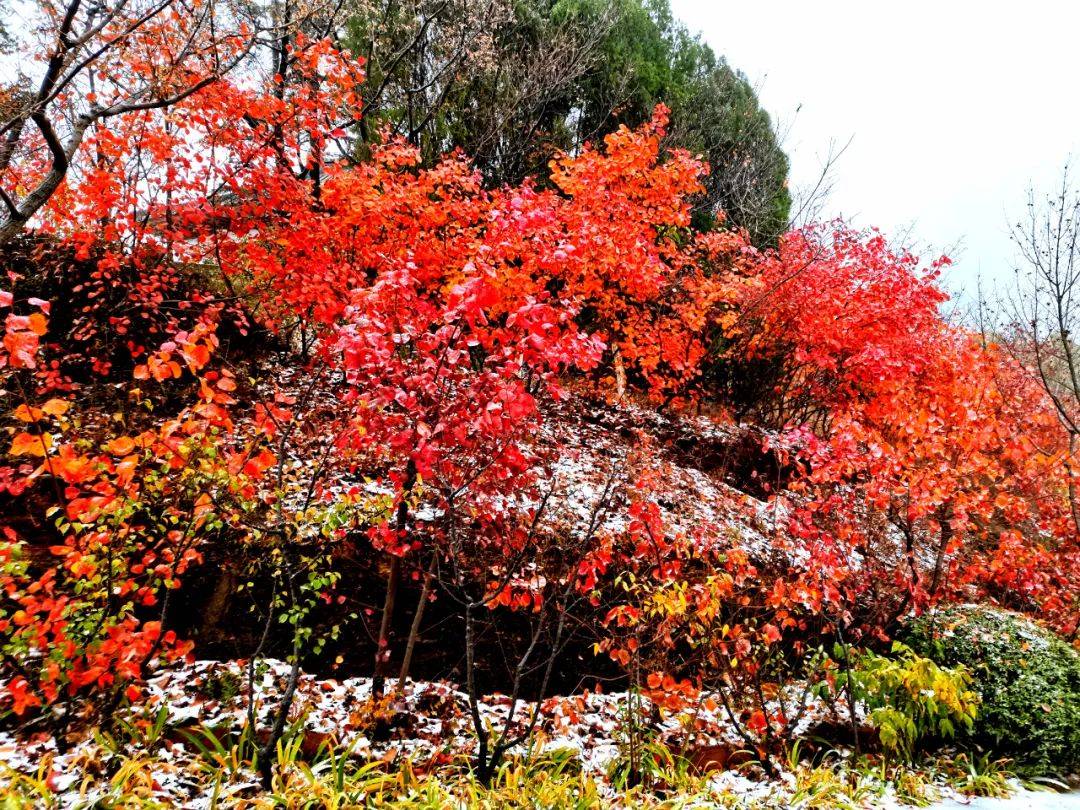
xmin=934 ymin=794 xmax=1080 ymax=809
xmin=1 ymin=658 xmax=1076 ymax=808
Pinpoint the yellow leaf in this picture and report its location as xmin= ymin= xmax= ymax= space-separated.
xmin=40 ymin=398 xmax=70 ymax=417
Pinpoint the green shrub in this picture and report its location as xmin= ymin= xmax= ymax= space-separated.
xmin=850 ymin=642 xmax=978 ymax=762
xmin=814 ymin=642 xmax=977 ymax=763
xmin=903 ymin=604 xmax=1080 ymax=773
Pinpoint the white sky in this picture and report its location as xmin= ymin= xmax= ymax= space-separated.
xmin=671 ymin=0 xmax=1080 ymax=301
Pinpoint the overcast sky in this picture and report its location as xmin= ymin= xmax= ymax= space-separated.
xmin=670 ymin=0 xmax=1080 ymax=301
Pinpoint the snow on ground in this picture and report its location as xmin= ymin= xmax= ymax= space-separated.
xmin=535 ymin=392 xmax=781 ymax=559
xmin=134 ymin=658 xmax=759 ymax=769
xmin=0 ymin=657 xmax=772 ymax=806
xmin=0 ymin=657 xmax=1076 ymax=808
xmin=932 ymin=792 xmax=1080 ymax=809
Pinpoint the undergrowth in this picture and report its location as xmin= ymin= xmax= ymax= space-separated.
xmin=0 ymin=721 xmax=1053 ymax=809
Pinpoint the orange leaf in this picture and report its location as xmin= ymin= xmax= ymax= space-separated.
xmin=8 ymin=432 xmax=52 ymax=457
xmin=107 ymin=437 xmax=136 ymax=456
xmin=27 ymin=313 xmax=48 ymax=336
xmin=12 ymin=405 xmax=43 ymax=423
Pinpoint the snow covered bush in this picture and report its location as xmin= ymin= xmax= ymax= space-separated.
xmin=903 ymin=604 xmax=1080 ymax=773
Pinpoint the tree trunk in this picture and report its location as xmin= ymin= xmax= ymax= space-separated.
xmin=396 ymin=553 xmax=437 ymax=692
xmin=200 ymin=565 xmax=238 ymax=642
xmin=372 ymin=457 xmax=417 ymax=696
